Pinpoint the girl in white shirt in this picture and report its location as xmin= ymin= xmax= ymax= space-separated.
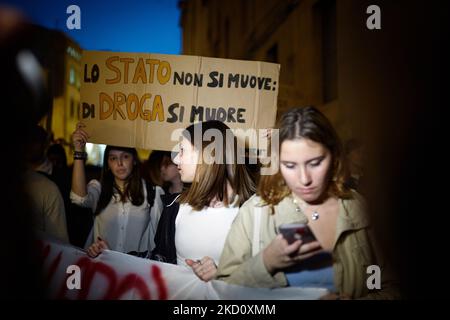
xmin=70 ymin=122 xmax=164 ymax=258
xmin=152 ymin=120 xmax=255 ymax=281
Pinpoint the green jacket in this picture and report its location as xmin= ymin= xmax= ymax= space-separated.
xmin=216 ymin=192 xmax=400 ymax=299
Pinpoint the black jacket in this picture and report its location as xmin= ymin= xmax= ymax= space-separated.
xmin=150 ymin=193 xmax=180 ymax=264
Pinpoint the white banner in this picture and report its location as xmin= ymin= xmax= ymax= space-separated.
xmin=40 ymin=239 xmax=328 ymax=300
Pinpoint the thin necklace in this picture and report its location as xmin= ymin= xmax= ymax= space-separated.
xmin=114 ymin=182 xmax=126 ymax=194
xmin=292 ymin=195 xmax=320 ymax=221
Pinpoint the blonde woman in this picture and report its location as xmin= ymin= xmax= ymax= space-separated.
xmin=217 ymin=107 xmax=400 ymax=299
xmin=151 ymin=120 xmax=255 ymax=281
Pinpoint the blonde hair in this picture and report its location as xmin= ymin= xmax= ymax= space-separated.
xmin=179 ymin=121 xmax=255 ymax=210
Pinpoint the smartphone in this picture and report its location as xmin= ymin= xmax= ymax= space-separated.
xmin=278 ymin=223 xmax=317 ymax=244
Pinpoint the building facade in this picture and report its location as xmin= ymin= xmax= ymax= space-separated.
xmin=178 ymin=0 xmax=377 ymax=141
xmin=31 ymin=26 xmax=82 ymax=160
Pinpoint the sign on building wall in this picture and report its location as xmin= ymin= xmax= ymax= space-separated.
xmin=80 ymin=51 xmax=280 ymax=151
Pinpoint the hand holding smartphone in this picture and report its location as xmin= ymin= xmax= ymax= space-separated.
xmin=278 ymin=223 xmax=316 ymax=244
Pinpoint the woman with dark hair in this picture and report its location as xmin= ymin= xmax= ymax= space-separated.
xmin=142 ymin=150 xmax=183 ymax=196
xmin=70 ymin=123 xmax=164 ymax=258
xmin=159 ymin=151 xmax=183 ymax=195
xmin=151 ymin=120 xmax=255 ymax=282
xmin=216 ymin=106 xmax=399 ymax=299
xmin=142 ymin=150 xmax=166 ymax=187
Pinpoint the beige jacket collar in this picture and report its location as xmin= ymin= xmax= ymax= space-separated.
xmin=258 ymin=191 xmax=369 ymax=248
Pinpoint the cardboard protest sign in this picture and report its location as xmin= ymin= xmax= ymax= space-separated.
xmin=40 ymin=238 xmax=328 ymax=300
xmin=80 ymin=51 xmax=280 ymax=151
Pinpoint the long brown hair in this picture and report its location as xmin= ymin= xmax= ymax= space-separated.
xmin=95 ymin=145 xmax=144 ymax=215
xmin=258 ymin=106 xmax=352 ymax=208
xmin=179 ymin=121 xmax=255 ymax=210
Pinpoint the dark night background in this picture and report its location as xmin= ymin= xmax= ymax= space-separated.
xmin=0 ymin=0 xmax=449 ymax=302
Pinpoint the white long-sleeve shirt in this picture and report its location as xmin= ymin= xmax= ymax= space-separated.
xmin=70 ymin=179 xmax=164 ymax=254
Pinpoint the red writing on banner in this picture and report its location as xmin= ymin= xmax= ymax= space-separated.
xmin=38 ymin=241 xmax=168 ymax=300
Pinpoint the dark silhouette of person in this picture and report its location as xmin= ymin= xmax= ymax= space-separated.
xmin=1 ymin=7 xmax=48 ymax=299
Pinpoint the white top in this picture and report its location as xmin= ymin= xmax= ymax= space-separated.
xmin=25 ymin=170 xmax=69 ymax=243
xmin=70 ymin=179 xmax=164 ymax=254
xmin=175 ymin=202 xmax=239 ymax=267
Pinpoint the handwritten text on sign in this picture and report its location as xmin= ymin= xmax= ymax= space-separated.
xmin=80 ymin=51 xmax=280 ymax=151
